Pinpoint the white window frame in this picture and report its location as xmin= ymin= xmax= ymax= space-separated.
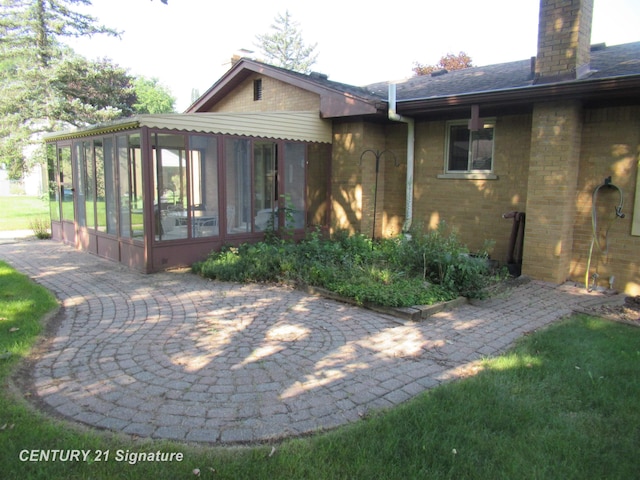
xmin=438 ymin=118 xmax=498 ymax=180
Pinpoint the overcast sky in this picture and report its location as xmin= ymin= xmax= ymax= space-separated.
xmin=64 ymin=0 xmax=640 ymax=111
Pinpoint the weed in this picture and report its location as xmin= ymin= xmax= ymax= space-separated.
xmin=29 ymin=217 xmax=51 ymax=239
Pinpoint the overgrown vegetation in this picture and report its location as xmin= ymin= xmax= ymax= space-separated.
xmin=193 ymin=224 xmax=504 ymax=308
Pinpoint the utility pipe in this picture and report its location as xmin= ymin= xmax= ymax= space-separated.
xmin=388 ymin=84 xmax=415 ymax=233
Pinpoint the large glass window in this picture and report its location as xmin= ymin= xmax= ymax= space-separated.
xmin=73 ymin=142 xmax=86 ymax=227
xmin=253 ymin=142 xmax=277 ymax=231
xmin=284 ymin=142 xmax=305 ymax=229
xmin=153 ymin=134 xmax=188 ymax=241
xmin=225 ymin=138 xmax=251 ymax=234
xmin=445 ymin=120 xmax=495 ymax=173
xmin=225 ymin=139 xmax=307 ymax=235
xmin=117 ymin=134 xmax=144 ymax=239
xmin=59 ymin=146 xmax=73 ymax=221
xmin=83 ymin=141 xmax=96 ymax=229
xmin=46 ymin=145 xmax=60 ymax=222
xmin=103 ymin=138 xmax=118 ymax=235
xmin=153 ymin=133 xmax=220 ymax=241
xmin=189 ymin=135 xmax=219 ymax=238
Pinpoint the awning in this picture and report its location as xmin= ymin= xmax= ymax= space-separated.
xmin=44 ymin=111 xmax=333 ymax=144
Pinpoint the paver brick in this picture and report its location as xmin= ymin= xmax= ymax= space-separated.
xmin=1 ymin=241 xmax=625 ymax=445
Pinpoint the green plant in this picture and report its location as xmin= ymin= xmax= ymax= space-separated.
xmin=195 ymin=225 xmax=502 ymax=307
xmin=28 ymin=217 xmax=52 ymax=239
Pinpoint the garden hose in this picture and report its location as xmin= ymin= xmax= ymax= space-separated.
xmin=585 ymin=177 xmax=624 ymax=292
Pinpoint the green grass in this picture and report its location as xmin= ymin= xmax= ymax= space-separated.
xmin=0 ymin=196 xmax=50 ymax=231
xmin=1 ymin=260 xmax=639 ymax=479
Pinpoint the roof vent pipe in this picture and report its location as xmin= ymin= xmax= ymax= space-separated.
xmin=388 ymin=83 xmax=415 ymax=234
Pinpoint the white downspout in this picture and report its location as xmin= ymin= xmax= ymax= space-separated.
xmin=388 ymin=83 xmax=415 ymax=233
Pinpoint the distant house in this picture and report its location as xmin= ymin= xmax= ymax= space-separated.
xmin=45 ymin=0 xmax=640 ymax=295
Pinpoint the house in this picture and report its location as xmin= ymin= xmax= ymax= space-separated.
xmin=45 ymin=0 xmax=640 ymax=295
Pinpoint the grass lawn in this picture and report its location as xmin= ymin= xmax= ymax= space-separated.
xmin=1 ymin=260 xmax=639 ymax=479
xmin=0 ymin=196 xmax=50 ymax=231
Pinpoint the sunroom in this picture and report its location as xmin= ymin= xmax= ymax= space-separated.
xmin=45 ymin=112 xmax=332 ymax=272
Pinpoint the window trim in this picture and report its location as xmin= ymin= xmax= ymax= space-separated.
xmin=439 ymin=118 xmax=497 ymax=180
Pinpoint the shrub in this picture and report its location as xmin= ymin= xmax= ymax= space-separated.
xmin=194 ymin=225 xmax=503 ymax=307
xmin=29 ymin=217 xmax=51 ymax=239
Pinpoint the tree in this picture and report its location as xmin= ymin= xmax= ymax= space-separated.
xmin=412 ymin=52 xmax=473 ymax=76
xmin=0 ymin=0 xmax=119 ymax=178
xmin=254 ymin=10 xmax=318 ymax=73
xmin=133 ymin=77 xmax=176 ymax=114
xmin=51 ymin=55 xmax=137 ymax=126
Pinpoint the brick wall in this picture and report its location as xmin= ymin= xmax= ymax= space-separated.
xmin=209 ymin=74 xmax=320 ymax=112
xmin=523 ymin=101 xmax=582 ymax=283
xmin=572 ymin=106 xmax=640 ymax=295
xmin=331 ymin=121 xmax=365 ymax=233
xmin=410 ymin=115 xmax=531 ymax=263
xmin=330 ymin=121 xmax=406 ymax=237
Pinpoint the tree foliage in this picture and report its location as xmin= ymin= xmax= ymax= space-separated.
xmin=133 ymin=77 xmax=176 ymax=114
xmin=412 ymin=52 xmax=473 ymax=76
xmin=254 ymin=10 xmax=318 ymax=73
xmin=0 ymin=0 xmax=125 ymax=179
xmin=51 ymin=56 xmax=137 ymax=126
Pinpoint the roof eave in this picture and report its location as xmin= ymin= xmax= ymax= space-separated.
xmin=43 ymin=119 xmax=142 ymax=142
xmin=187 ymin=59 xmax=380 ymax=117
xmin=394 ymin=75 xmax=640 ymax=116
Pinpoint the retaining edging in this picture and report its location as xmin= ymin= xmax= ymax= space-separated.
xmin=298 ymin=284 xmax=468 ymax=322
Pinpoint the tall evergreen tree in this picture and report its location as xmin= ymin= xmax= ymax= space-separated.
xmin=254 ymin=11 xmax=318 ymax=74
xmin=0 ymin=0 xmax=119 ymax=178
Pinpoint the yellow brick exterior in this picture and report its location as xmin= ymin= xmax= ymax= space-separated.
xmin=536 ymin=0 xmax=594 ymax=79
xmin=402 ymin=115 xmax=531 ymax=263
xmin=347 ymin=107 xmax=638 ymax=295
xmin=572 ymin=106 xmax=640 ymax=295
xmin=523 ymin=101 xmax=583 ymax=283
xmin=203 ymin=59 xmax=639 ymax=295
xmin=206 ymin=74 xmax=320 ymax=113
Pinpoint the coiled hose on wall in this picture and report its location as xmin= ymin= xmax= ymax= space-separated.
xmin=585 ymin=176 xmax=625 ymax=291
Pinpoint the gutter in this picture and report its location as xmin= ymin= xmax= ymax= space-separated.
xmin=395 ymin=74 xmax=640 ymax=116
xmin=388 ymin=84 xmax=415 ymax=233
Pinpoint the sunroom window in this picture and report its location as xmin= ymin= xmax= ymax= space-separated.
xmin=445 ymin=120 xmax=495 ymax=174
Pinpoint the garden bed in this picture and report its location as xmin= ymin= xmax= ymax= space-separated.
xmin=193 ymin=225 xmax=505 ymax=311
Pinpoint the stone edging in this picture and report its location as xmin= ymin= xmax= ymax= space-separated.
xmin=297 ymin=284 xmax=468 ymax=322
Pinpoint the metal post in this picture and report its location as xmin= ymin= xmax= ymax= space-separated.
xmin=359 ymin=149 xmax=399 ymax=242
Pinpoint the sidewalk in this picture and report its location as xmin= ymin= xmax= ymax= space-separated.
xmin=0 ymin=229 xmax=35 ymax=242
xmin=0 ymin=240 xmax=627 ymax=444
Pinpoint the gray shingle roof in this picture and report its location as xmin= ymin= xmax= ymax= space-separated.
xmin=362 ymin=41 xmax=640 ymax=102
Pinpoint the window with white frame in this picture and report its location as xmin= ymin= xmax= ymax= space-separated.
xmin=444 ymin=119 xmax=495 ymax=173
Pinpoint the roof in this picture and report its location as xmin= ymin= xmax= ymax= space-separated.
xmin=44 ymin=112 xmax=333 ymax=144
xmin=190 ymin=43 xmax=640 ymax=120
xmin=186 ymin=59 xmax=384 ymax=118
xmin=365 ymin=42 xmax=640 ymax=102
xmin=365 ymin=42 xmax=640 ymax=117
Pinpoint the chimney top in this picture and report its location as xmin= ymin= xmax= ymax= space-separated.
xmin=534 ymin=0 xmax=594 ymax=84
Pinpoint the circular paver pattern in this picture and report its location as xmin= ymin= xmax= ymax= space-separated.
xmin=1 ymin=240 xmax=622 ymax=444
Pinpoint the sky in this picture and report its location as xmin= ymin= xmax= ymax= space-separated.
xmin=64 ymin=0 xmax=640 ymax=112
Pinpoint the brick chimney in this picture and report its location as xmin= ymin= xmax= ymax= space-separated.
xmin=534 ymin=0 xmax=594 ymax=83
